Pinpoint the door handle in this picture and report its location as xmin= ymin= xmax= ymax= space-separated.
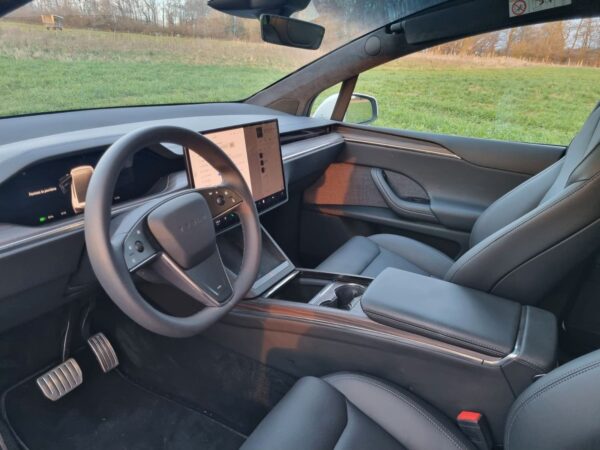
xmin=371 ymin=168 xmax=438 ymax=223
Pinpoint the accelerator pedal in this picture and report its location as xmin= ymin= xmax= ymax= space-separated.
xmin=87 ymin=332 xmax=119 ymax=373
xmin=37 ymin=358 xmax=83 ymax=401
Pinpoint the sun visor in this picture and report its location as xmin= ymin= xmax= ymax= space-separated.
xmin=404 ymin=1 xmax=498 ymax=44
xmin=402 ymin=0 xmax=583 ymax=45
xmin=0 ymin=0 xmax=30 ymax=16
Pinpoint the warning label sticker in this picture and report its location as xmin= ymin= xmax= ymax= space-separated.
xmin=509 ymin=0 xmax=571 ymax=18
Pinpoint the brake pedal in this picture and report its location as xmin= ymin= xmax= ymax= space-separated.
xmin=87 ymin=333 xmax=119 ymax=373
xmin=37 ymin=358 xmax=83 ymax=401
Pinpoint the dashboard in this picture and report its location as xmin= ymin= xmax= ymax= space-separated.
xmin=0 ymin=106 xmax=339 ymax=240
xmin=0 ymin=118 xmax=291 ymax=233
xmin=0 ymin=103 xmax=343 ymax=333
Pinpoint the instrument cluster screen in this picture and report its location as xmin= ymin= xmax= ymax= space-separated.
xmin=185 ymin=120 xmax=287 ymax=217
xmin=0 ymin=148 xmax=184 ymax=227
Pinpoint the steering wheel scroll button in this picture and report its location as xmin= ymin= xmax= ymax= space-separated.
xmin=199 ymin=187 xmax=242 ymax=219
xmin=124 ymin=224 xmax=157 ymax=271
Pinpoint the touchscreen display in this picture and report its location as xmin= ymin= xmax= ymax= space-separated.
xmin=186 ymin=120 xmax=286 ymax=205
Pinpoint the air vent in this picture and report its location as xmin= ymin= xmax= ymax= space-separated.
xmin=280 ymin=126 xmax=332 ymax=145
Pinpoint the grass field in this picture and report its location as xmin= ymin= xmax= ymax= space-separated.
xmin=1 ymin=20 xmax=600 ymax=145
xmin=357 ymin=57 xmax=600 ymax=145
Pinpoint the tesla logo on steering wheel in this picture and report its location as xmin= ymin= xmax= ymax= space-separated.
xmin=179 ymin=217 xmax=203 ymax=233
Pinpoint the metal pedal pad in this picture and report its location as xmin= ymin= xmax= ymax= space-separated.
xmin=87 ymin=332 xmax=119 ymax=373
xmin=37 ymin=358 xmax=83 ymax=401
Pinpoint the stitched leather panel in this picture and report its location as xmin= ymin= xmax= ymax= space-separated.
xmin=505 ymin=349 xmax=600 ymax=450
xmin=240 ymin=377 xmax=347 ymax=450
xmin=325 ymin=373 xmax=474 ymax=450
xmin=361 ymin=268 xmax=521 ymax=356
xmin=317 ymin=234 xmax=453 ymax=278
xmin=242 ymin=374 xmax=473 ymax=450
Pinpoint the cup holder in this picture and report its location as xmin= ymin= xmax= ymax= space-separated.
xmin=320 ymin=283 xmax=366 ymax=310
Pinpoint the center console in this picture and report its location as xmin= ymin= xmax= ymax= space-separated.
xmin=252 ymin=263 xmax=557 ymax=398
xmin=266 ymin=270 xmax=369 ymax=311
xmin=360 ymin=268 xmax=557 ymax=390
xmin=211 ymin=228 xmax=557 ymax=446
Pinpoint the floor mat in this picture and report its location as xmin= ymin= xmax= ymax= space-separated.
xmin=2 ymin=354 xmax=245 ymax=450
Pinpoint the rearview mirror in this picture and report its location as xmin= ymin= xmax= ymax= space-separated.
xmin=260 ymin=14 xmax=324 ymax=50
xmin=312 ymin=93 xmax=378 ymax=124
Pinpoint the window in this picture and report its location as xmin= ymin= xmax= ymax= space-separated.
xmin=311 ymin=83 xmax=342 ymax=119
xmin=350 ymin=20 xmax=600 ymax=146
xmin=0 ymin=0 xmax=406 ymax=118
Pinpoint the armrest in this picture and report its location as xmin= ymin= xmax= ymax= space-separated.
xmin=361 ymin=268 xmax=521 ymax=356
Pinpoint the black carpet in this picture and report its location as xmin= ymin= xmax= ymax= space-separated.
xmin=94 ymin=302 xmax=297 ymax=436
xmin=3 ymin=356 xmax=245 ymax=450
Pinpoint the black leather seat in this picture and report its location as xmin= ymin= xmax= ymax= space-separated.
xmin=318 ymin=234 xmax=454 ymax=279
xmin=318 ymin=106 xmax=600 ymax=304
xmin=242 ymin=350 xmax=600 ymax=450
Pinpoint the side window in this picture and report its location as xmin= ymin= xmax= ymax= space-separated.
xmin=310 ymin=83 xmax=342 ymax=119
xmin=350 ymin=20 xmax=600 ymax=146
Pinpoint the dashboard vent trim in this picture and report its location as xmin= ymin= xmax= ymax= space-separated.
xmin=279 ymin=126 xmax=332 ymax=145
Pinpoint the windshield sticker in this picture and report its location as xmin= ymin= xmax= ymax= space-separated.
xmin=509 ymin=0 xmax=571 ymax=17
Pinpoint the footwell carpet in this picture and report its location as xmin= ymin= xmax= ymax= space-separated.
xmin=3 ymin=362 xmax=245 ymax=450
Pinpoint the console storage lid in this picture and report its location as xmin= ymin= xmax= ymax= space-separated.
xmin=362 ymin=268 xmax=522 ymax=357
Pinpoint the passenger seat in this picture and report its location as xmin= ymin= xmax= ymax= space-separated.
xmin=317 ymin=105 xmax=600 ymax=304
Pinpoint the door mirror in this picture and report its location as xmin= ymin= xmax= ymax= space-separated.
xmin=260 ymin=14 xmax=324 ymax=50
xmin=345 ymin=94 xmax=378 ymax=124
xmin=312 ymin=93 xmax=378 ymax=124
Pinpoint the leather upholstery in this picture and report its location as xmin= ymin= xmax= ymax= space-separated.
xmin=317 ymin=234 xmax=454 ymax=278
xmin=243 ymin=350 xmax=600 ymax=450
xmin=361 ymin=268 xmax=522 ymax=356
xmin=505 ymin=349 xmax=600 ymax=450
xmin=318 ymin=107 xmax=600 ymax=304
xmin=241 ymin=373 xmax=475 ymax=450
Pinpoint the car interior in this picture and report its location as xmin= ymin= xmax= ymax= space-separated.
xmin=1 ymin=0 xmax=600 ymax=449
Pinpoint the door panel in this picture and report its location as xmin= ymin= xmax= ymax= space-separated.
xmin=341 ymin=126 xmax=565 ymax=175
xmin=300 ymin=125 xmax=564 ymax=266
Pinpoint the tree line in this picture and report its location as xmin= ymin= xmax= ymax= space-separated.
xmin=8 ymin=0 xmax=404 ymax=41
xmin=7 ymin=0 xmax=600 ymax=66
xmin=429 ymin=19 xmax=600 ymax=66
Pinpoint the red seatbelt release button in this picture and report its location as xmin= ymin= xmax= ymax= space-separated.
xmin=456 ymin=411 xmax=492 ymax=450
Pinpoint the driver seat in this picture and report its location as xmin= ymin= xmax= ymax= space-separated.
xmin=317 ymin=105 xmax=600 ymax=304
xmin=242 ymin=350 xmax=600 ymax=450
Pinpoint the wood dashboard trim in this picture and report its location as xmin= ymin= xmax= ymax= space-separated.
xmin=233 ymin=299 xmax=501 ymax=364
xmin=338 ymin=126 xmax=460 ymax=159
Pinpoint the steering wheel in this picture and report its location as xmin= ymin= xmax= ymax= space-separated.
xmin=84 ymin=126 xmax=262 ymax=338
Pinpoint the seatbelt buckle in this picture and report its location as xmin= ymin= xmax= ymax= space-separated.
xmin=456 ymin=411 xmax=493 ymax=450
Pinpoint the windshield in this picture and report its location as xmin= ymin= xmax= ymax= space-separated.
xmin=0 ymin=0 xmax=420 ymax=118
